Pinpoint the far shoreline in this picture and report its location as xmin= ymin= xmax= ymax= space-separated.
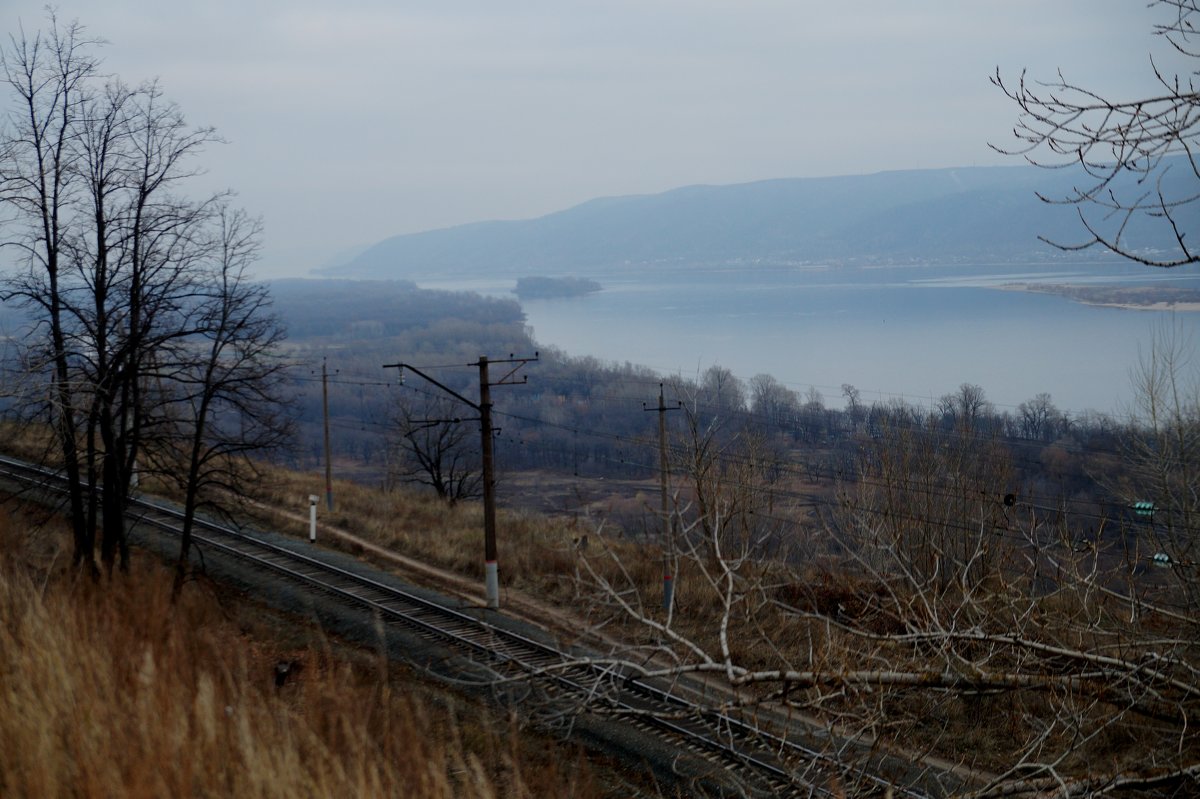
xmin=998 ymin=283 xmax=1200 ymax=313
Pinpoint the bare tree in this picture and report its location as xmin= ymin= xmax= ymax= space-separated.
xmin=1117 ymin=318 xmax=1199 ymax=608
xmin=841 ymin=382 xmax=864 ymax=429
xmin=141 ymin=206 xmax=292 ymax=597
xmin=1 ymin=15 xmax=288 ymax=579
xmin=1017 ymin=392 xmax=1066 ymax=442
xmin=699 ymin=364 xmax=746 ymax=417
xmin=748 ymin=372 xmax=798 ymax=429
xmin=993 ymin=0 xmax=1200 ymax=267
xmin=0 ymin=13 xmax=99 ymax=569
xmin=938 ymin=382 xmax=993 ymax=433
xmin=388 ymin=392 xmax=482 ymax=504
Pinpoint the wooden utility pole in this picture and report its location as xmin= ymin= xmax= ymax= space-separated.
xmin=383 ymin=353 xmax=536 ymax=610
xmin=478 ymin=356 xmax=499 ymax=607
xmin=322 ymin=358 xmax=334 ymax=511
xmin=645 ymin=383 xmax=680 ymax=612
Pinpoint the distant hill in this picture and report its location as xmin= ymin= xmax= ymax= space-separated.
xmin=325 ymin=164 xmax=1185 ymax=280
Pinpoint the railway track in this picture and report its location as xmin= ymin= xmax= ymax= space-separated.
xmin=0 ymin=454 xmax=947 ymax=798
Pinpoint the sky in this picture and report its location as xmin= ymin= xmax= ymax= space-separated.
xmin=2 ymin=1 xmax=1186 ymax=278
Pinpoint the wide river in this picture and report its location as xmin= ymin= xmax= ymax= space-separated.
xmin=421 ymin=261 xmax=1200 ymax=416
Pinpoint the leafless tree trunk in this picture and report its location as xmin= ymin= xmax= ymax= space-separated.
xmin=0 ymin=13 xmax=99 ymax=571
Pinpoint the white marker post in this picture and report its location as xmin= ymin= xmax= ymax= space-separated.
xmin=308 ymin=495 xmax=318 ymax=543
xmin=485 ymin=561 xmax=499 ymax=610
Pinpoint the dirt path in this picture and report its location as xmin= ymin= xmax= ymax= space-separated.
xmin=259 ymin=502 xmax=637 ymax=650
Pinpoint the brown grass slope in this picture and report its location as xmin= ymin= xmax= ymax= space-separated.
xmin=0 ymin=504 xmax=616 ymax=799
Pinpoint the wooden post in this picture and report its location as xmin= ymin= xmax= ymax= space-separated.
xmin=322 ymin=358 xmax=334 ymax=511
xmin=479 ymin=356 xmax=499 ymax=609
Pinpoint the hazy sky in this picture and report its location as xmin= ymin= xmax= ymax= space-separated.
xmin=3 ymin=1 xmax=1184 ymax=277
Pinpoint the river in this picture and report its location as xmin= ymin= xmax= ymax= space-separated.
xmin=420 ymin=261 xmax=1200 ymax=415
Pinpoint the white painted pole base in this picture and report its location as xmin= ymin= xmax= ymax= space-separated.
xmin=308 ymin=495 xmax=319 ymax=543
xmin=485 ymin=560 xmax=500 ymax=609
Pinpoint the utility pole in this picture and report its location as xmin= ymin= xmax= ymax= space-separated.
xmin=321 ymin=358 xmax=334 ymax=511
xmin=383 ymin=353 xmax=537 ymax=610
xmin=644 ymin=383 xmax=680 ymax=612
xmin=478 ymin=357 xmax=499 ymax=608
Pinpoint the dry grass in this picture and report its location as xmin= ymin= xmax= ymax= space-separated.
xmin=255 ymin=468 xmax=588 ymax=600
xmin=13 ymin=442 xmax=1191 ymax=789
xmin=251 ymin=466 xmax=1200 ymax=788
xmin=256 ymin=466 xmax=811 ymax=661
xmin=0 ymin=502 xmax=616 ymax=799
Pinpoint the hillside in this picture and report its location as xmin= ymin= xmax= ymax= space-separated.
xmin=324 ymin=163 xmax=1185 ymax=280
xmin=0 ymin=499 xmax=614 ymax=799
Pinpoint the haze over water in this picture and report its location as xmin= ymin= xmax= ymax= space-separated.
xmin=424 ymin=261 xmax=1200 ymax=416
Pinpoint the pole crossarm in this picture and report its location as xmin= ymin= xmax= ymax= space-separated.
xmin=382 ymin=362 xmax=481 ymax=411
xmin=382 ymin=354 xmax=539 ymax=405
xmin=488 ymin=352 xmax=539 ymax=386
xmin=406 ymin=416 xmax=481 ymax=430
